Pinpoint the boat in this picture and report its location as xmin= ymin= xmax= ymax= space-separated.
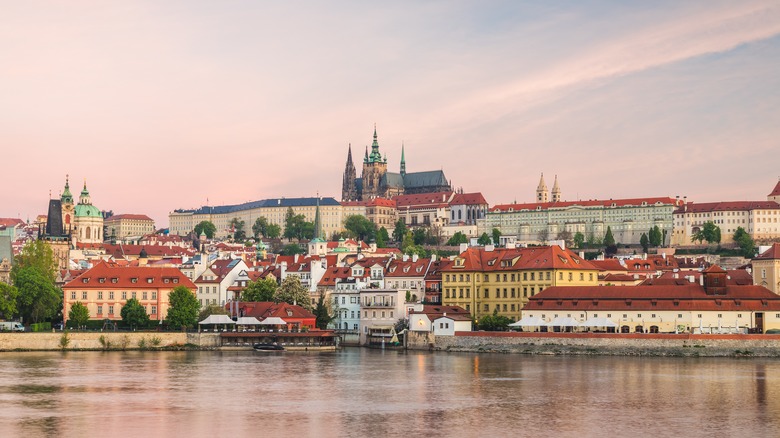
xmin=253 ymin=343 xmax=285 ymax=351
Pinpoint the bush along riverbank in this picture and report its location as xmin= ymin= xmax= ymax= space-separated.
xmin=0 ymin=332 xmax=221 ymax=352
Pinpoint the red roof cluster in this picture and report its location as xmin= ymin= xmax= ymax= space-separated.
xmin=63 ymin=261 xmax=196 ymax=290
xmin=444 ymin=246 xmax=598 ymax=272
xmin=491 ymin=197 xmax=678 ymax=213
xmin=675 ymin=201 xmax=780 ymax=214
xmin=107 ymin=214 xmax=154 ymax=221
xmin=756 ymin=243 xmax=780 ymax=260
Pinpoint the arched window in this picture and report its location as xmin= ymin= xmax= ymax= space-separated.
xmin=86 ymin=227 xmax=91 ymax=239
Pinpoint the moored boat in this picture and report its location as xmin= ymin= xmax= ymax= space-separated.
xmin=253 ymin=343 xmax=284 ymax=351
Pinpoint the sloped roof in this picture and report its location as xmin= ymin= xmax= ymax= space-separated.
xmin=491 ymin=197 xmax=678 ymax=213
xmin=403 ymin=170 xmax=449 ymax=188
xmin=675 ymin=201 xmax=780 ymax=214
xmin=770 ymin=180 xmax=780 ymax=197
xmin=63 ymin=261 xmax=196 ymax=290
xmin=386 ymin=258 xmax=430 ymax=278
xmin=450 ymin=192 xmax=488 ymax=206
xmin=443 ymin=246 xmax=598 ymax=272
xmin=589 ymin=259 xmax=627 ymax=272
xmin=382 ymin=172 xmax=405 ymax=188
xmin=190 ymin=197 xmax=340 ymax=215
xmin=756 ymin=243 xmax=780 ymax=260
xmin=393 ymin=191 xmax=453 ymax=208
xmin=106 ymin=214 xmax=154 ymax=221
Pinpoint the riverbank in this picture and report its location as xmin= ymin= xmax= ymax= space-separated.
xmin=407 ymin=331 xmax=780 ymax=357
xmin=0 ymin=332 xmax=221 ymax=351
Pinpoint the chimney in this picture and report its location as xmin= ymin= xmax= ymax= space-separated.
xmin=459 ymin=243 xmax=468 ymax=253
xmin=485 ymin=244 xmax=494 ymax=252
xmin=431 ymin=254 xmax=437 ymax=262
xmin=688 ymin=275 xmax=695 ymax=283
xmin=506 ymin=242 xmax=515 ymax=249
xmin=699 ymin=275 xmax=704 ymax=286
xmin=403 ymin=254 xmax=409 ymax=262
xmin=412 ymin=253 xmax=419 ymax=263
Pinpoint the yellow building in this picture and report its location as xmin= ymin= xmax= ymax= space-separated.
xmin=754 ymin=243 xmax=780 ymax=295
xmin=441 ymin=245 xmax=599 ymax=321
xmin=104 ymin=214 xmax=156 ymax=239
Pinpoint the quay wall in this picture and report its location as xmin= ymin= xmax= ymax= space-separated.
xmin=0 ymin=332 xmax=221 ymax=351
xmin=407 ymin=331 xmax=780 ymax=357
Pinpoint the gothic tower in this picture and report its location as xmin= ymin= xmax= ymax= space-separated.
xmin=341 ymin=144 xmax=358 ymax=201
xmin=400 ymin=143 xmax=406 ymax=177
xmin=60 ymin=175 xmax=74 ymax=235
xmin=551 ymin=175 xmax=561 ymax=203
xmin=536 ymin=173 xmax=549 ymax=203
xmin=360 ymin=125 xmax=388 ymax=200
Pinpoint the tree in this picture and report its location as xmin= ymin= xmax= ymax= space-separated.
xmin=412 ymin=228 xmax=427 ymax=245
xmin=280 ymin=243 xmax=305 ymax=256
xmin=640 ymin=233 xmax=649 ymax=253
xmin=167 ymin=286 xmax=199 ymax=330
xmin=68 ymin=301 xmax=90 ymax=328
xmin=0 ymin=282 xmax=19 ymax=320
xmin=283 ymin=207 xmax=314 ymax=241
xmin=194 ymin=221 xmax=216 ymax=239
xmin=230 ymin=217 xmax=246 ymax=241
xmin=447 ymin=232 xmax=468 ymax=246
xmin=573 ymin=232 xmax=585 ymax=249
xmin=13 ymin=266 xmax=61 ymax=324
xmin=477 ymin=233 xmax=491 ymax=246
xmin=266 ymin=223 xmax=281 ymax=239
xmin=392 ymin=219 xmax=407 ymax=243
xmin=401 ymin=231 xmax=415 ymax=253
xmin=733 ymin=227 xmax=755 ymax=257
xmin=376 ymin=227 xmax=389 ymax=248
xmin=692 ymin=221 xmax=720 ymax=244
xmin=649 ymin=226 xmax=663 ymax=247
xmin=344 ymin=215 xmax=377 ymax=242
xmin=274 ymin=276 xmax=312 ymax=311
xmin=491 ymin=228 xmax=502 ymax=247
xmin=313 ymin=293 xmax=334 ymax=330
xmin=252 ymin=217 xmax=269 ymax=238
xmin=477 ymin=310 xmax=512 ymax=331
xmin=241 ymin=278 xmax=277 ymax=302
xmin=537 ymin=228 xmax=549 ymax=243
xmin=198 ymin=303 xmax=229 ymax=321
xmin=555 ymin=230 xmax=573 ymax=247
xmin=12 ymin=240 xmax=57 ymax=283
xmin=120 ymin=298 xmax=149 ymax=330
xmin=403 ymin=244 xmax=427 ymax=258
xmin=603 ymin=226 xmax=617 ymax=256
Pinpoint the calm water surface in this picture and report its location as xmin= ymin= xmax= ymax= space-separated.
xmin=0 ymin=349 xmax=779 ymax=437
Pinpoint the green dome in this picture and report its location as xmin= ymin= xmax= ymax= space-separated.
xmin=75 ymin=203 xmax=102 ymax=218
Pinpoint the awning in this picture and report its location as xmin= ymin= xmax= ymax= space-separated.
xmin=199 ymin=314 xmax=236 ymax=325
xmin=509 ymin=316 xmax=546 ymax=327
xmin=259 ymin=317 xmax=288 ymax=325
xmin=547 ymin=317 xmax=579 ymax=327
xmin=580 ymin=317 xmax=618 ymax=328
xmin=235 ymin=316 xmax=262 ymax=325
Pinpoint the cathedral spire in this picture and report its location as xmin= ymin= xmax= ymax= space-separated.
xmin=400 ymin=143 xmax=406 ymax=177
xmin=342 ymin=144 xmax=358 ymax=202
xmin=536 ymin=173 xmax=549 ymax=203
xmin=551 ymin=175 xmax=561 ymax=203
xmin=61 ymin=174 xmax=73 ymax=204
xmin=369 ymin=124 xmax=382 ymax=163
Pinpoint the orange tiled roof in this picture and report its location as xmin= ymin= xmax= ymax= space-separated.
xmin=492 ymin=197 xmax=678 ymax=212
xmin=63 ymin=261 xmax=196 ymax=290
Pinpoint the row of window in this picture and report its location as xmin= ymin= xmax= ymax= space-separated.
xmin=92 ymin=304 xmax=157 ymax=315
xmin=70 ymin=291 xmax=157 ymax=300
xmin=445 ymin=272 xmax=593 ymax=283
xmin=362 ymin=310 xmax=394 ymax=318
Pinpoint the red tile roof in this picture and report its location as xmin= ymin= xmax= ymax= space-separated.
xmin=450 ymin=192 xmax=488 ymax=206
xmin=769 ymin=180 xmax=780 ymax=197
xmin=107 ymin=214 xmax=154 ymax=221
xmin=386 ymin=258 xmax=430 ymax=277
xmin=63 ymin=261 xmax=196 ymax=290
xmin=644 ymin=270 xmax=753 ymax=286
xmin=410 ymin=305 xmax=472 ymax=321
xmin=393 ymin=192 xmax=454 ymax=208
xmin=492 ymin=197 xmax=678 ymax=212
xmin=0 ymin=218 xmax=24 ymax=228
xmin=756 ymin=243 xmax=780 ymax=260
xmin=675 ymin=201 xmax=780 ymax=214
xmin=103 ymin=244 xmax=195 ymax=258
xmin=235 ymin=302 xmax=316 ymax=320
xmin=317 ymin=266 xmax=353 ymax=287
xmin=589 ymin=259 xmax=627 ymax=272
xmin=443 ymin=246 xmax=598 ymax=272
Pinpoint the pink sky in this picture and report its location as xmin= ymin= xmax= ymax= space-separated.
xmin=2 ymin=1 xmax=779 ymax=227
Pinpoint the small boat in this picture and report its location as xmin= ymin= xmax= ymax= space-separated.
xmin=253 ymin=343 xmax=284 ymax=351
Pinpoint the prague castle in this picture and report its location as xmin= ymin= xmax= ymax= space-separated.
xmin=341 ymin=126 xmax=452 ymax=201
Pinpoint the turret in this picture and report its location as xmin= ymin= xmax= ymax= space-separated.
xmin=536 ymin=173 xmax=549 ymax=203
xmin=551 ymin=175 xmax=561 ymax=203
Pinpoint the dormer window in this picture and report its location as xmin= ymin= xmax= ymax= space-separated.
xmin=147 ymin=278 xmax=153 ymax=283
xmin=82 ymin=278 xmax=89 ymax=283
xmin=98 ymin=278 xmax=105 ymax=283
xmin=173 ymin=278 xmax=178 ymax=284
xmin=164 ymin=279 xmax=170 ymax=284
xmin=111 ymin=278 xmax=118 ymax=283
xmin=131 ymin=278 xmax=138 ymax=283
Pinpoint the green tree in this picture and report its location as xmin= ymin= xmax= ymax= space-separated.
xmin=166 ymin=286 xmax=199 ymax=330
xmin=12 ymin=240 xmax=57 ymax=283
xmin=252 ymin=217 xmax=269 ymax=238
xmin=0 ymin=282 xmax=19 ymax=320
xmin=603 ymin=226 xmax=617 ymax=256
xmin=403 ymin=244 xmax=428 ymax=258
xmin=283 ymin=207 xmax=314 ymax=240
xmin=266 ymin=223 xmax=281 ymax=239
xmin=692 ymin=221 xmax=720 ymax=244
xmin=241 ymin=278 xmax=278 ymax=302
xmin=392 ymin=219 xmax=407 ymax=243
xmin=376 ymin=227 xmax=389 ymax=248
xmin=401 ymin=231 xmax=415 ymax=252
xmin=412 ymin=228 xmax=427 ymax=245
xmin=649 ymin=225 xmax=663 ymax=247
xmin=344 ymin=215 xmax=377 ymax=242
xmin=68 ymin=301 xmax=90 ymax=328
xmin=194 ymin=221 xmax=216 ymax=239
xmin=640 ymin=233 xmax=649 ymax=253
xmin=274 ymin=276 xmax=312 ymax=311
xmin=313 ymin=293 xmax=334 ymax=330
xmin=198 ymin=303 xmax=229 ymax=321
xmin=121 ymin=298 xmax=150 ymax=330
xmin=281 ymin=243 xmax=305 ymax=256
xmin=733 ymin=227 xmax=755 ymax=257
xmin=13 ymin=266 xmax=61 ymax=324
xmin=573 ymin=232 xmax=585 ymax=249
xmin=491 ymin=228 xmax=502 ymax=246
xmin=477 ymin=310 xmax=512 ymax=331
xmin=477 ymin=233 xmax=491 ymax=246
xmin=447 ymin=231 xmax=468 ymax=246
xmin=230 ymin=217 xmax=246 ymax=241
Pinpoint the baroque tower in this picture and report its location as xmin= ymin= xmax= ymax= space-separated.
xmin=361 ymin=125 xmax=388 ymax=200
xmin=536 ymin=173 xmax=549 ymax=203
xmin=341 ymin=144 xmax=358 ymax=201
xmin=60 ymin=175 xmax=74 ymax=235
xmin=551 ymin=175 xmax=561 ymax=203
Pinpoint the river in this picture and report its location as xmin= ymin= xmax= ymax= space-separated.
xmin=1 ymin=348 xmax=779 ymax=437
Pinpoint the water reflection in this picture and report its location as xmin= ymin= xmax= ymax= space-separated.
xmin=1 ymin=350 xmax=780 ymax=436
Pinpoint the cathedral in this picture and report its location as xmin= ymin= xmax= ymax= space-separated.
xmin=40 ymin=176 xmax=104 ymax=249
xmin=341 ymin=127 xmax=452 ymax=201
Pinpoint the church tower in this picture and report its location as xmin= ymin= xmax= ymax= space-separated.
xmin=341 ymin=144 xmax=358 ymax=201
xmin=551 ymin=175 xmax=561 ymax=203
xmin=536 ymin=173 xmax=549 ymax=203
xmin=360 ymin=125 xmax=388 ymax=200
xmin=60 ymin=175 xmax=74 ymax=235
xmin=400 ymin=143 xmax=406 ymax=177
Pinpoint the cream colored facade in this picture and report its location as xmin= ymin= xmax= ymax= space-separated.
xmin=104 ymin=214 xmax=156 ymax=239
xmin=672 ymin=202 xmax=780 ymax=246
xmin=169 ymin=197 xmax=345 ymax=238
xmin=482 ymin=197 xmax=677 ymax=245
xmin=753 ymin=245 xmax=780 ymax=295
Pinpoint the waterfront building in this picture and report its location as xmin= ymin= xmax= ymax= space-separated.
xmin=104 ymin=214 xmax=156 ymax=240
xmin=62 ymin=261 xmax=196 ymax=323
xmin=423 ymin=257 xmax=452 ymax=304
xmin=409 ymin=305 xmax=472 ymax=336
xmin=441 ymin=245 xmax=599 ymax=322
xmin=341 ymin=127 xmax=451 ymax=202
xmin=753 ymin=243 xmax=780 ymax=294
xmin=384 ymin=254 xmax=430 ymax=301
xmin=671 ymin=199 xmax=780 ymax=246
xmin=194 ymin=258 xmax=248 ymax=307
xmin=522 ymin=265 xmax=780 ymax=334
xmin=169 ymin=197 xmax=343 ymax=239
xmin=484 ymin=196 xmax=678 ymax=246
xmin=359 ymin=288 xmax=406 ymax=345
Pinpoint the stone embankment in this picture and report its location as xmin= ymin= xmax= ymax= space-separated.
xmin=0 ymin=332 xmax=221 ymax=351
xmin=407 ymin=331 xmax=780 ymax=357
